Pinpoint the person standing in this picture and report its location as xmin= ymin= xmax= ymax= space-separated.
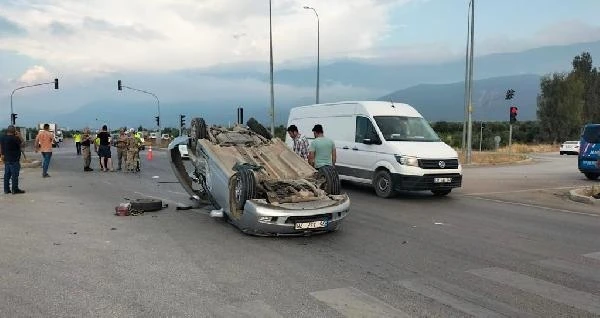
xmin=81 ymin=128 xmax=93 ymax=171
xmin=308 ymin=124 xmax=336 ymax=169
xmin=125 ymin=130 xmax=138 ymax=172
xmin=35 ymin=123 xmax=54 ymax=178
xmin=0 ymin=125 xmax=25 ymax=194
xmin=97 ymin=125 xmax=114 ymax=172
xmin=73 ymin=131 xmax=82 ymax=155
xmin=287 ymin=125 xmax=309 ymax=160
xmin=116 ymin=128 xmax=127 ymax=171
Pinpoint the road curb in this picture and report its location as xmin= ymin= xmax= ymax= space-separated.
xmin=462 ymin=156 xmax=532 ymax=167
xmin=568 ymin=188 xmax=598 ymax=205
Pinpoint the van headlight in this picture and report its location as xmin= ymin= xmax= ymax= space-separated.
xmin=395 ymin=155 xmax=419 ymax=167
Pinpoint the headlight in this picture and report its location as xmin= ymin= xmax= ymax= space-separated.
xmin=395 ymin=155 xmax=419 ymax=167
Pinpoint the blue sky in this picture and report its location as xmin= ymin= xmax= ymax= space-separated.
xmin=1 ymin=0 xmax=600 ymax=126
xmin=384 ymin=0 xmax=600 ymax=53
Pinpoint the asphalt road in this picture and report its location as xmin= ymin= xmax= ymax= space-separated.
xmin=1 ymin=142 xmax=599 ymax=317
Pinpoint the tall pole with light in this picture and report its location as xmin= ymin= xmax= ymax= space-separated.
xmin=117 ymin=80 xmax=161 ymax=140
xmin=465 ymin=0 xmax=475 ymax=164
xmin=303 ymin=5 xmax=320 ymax=104
xmin=10 ymin=78 xmax=59 ymax=125
xmin=269 ymin=0 xmax=275 ymax=137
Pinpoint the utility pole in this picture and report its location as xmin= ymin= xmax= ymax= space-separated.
xmin=465 ymin=0 xmax=475 ymax=164
xmin=461 ymin=1 xmax=471 ymax=156
xmin=269 ymin=0 xmax=275 ymax=137
xmin=304 ymin=6 xmax=320 ymax=104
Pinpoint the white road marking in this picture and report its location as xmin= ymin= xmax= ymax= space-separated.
xmin=468 ymin=267 xmax=600 ymax=314
xmin=310 ymin=287 xmax=411 ymax=318
xmin=536 ymin=259 xmax=600 ymax=282
xmin=583 ymin=252 xmax=600 ymax=261
xmin=469 ymin=196 xmax=599 ymax=218
xmin=397 ymin=279 xmax=505 ymax=318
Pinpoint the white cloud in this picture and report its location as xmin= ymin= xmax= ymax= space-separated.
xmin=0 ymin=0 xmax=414 ymax=74
xmin=18 ymin=65 xmax=52 ymax=84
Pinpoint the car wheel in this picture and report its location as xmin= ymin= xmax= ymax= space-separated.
xmin=318 ymin=165 xmax=341 ymax=195
xmin=432 ymin=189 xmax=452 ymax=196
xmin=584 ymin=173 xmax=599 ymax=180
xmin=246 ymin=117 xmax=272 ymax=140
xmin=233 ymin=169 xmax=257 ymax=210
xmin=373 ymin=170 xmax=396 ymax=198
xmin=560 ymin=152 xmax=564 ymax=155
xmin=189 ymin=117 xmax=208 ymax=151
xmin=130 ymin=198 xmax=163 ymax=212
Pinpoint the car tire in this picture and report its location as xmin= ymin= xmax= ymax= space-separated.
xmin=560 ymin=152 xmax=564 ymax=155
xmin=246 ymin=117 xmax=272 ymax=140
xmin=584 ymin=173 xmax=599 ymax=180
xmin=130 ymin=198 xmax=163 ymax=212
xmin=233 ymin=169 xmax=257 ymax=210
xmin=373 ymin=170 xmax=396 ymax=198
xmin=189 ymin=117 xmax=208 ymax=151
xmin=432 ymin=189 xmax=452 ymax=196
xmin=318 ymin=165 xmax=341 ymax=195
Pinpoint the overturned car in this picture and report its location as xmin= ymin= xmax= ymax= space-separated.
xmin=168 ymin=118 xmax=350 ymax=236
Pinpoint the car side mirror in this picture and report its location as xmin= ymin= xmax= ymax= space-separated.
xmin=362 ymin=138 xmax=372 ymax=145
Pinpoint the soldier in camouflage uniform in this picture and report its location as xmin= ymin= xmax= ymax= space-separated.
xmin=126 ymin=129 xmax=142 ymax=172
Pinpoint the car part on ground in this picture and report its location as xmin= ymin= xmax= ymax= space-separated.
xmin=169 ymin=118 xmax=349 ymax=236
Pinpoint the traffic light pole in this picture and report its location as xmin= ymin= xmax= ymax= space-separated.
xmin=9 ymin=79 xmax=59 ymax=125
xmin=508 ymin=124 xmax=513 ymax=156
xmin=119 ymin=83 xmax=161 ymax=141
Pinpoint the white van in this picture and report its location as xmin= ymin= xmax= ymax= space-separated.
xmin=286 ymin=101 xmax=462 ymax=198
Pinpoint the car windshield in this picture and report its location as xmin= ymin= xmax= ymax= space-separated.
xmin=373 ymin=116 xmax=441 ymax=142
xmin=582 ymin=126 xmax=600 ymax=143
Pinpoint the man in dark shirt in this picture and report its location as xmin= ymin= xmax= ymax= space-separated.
xmin=0 ymin=125 xmax=25 ymax=194
xmin=97 ymin=125 xmax=113 ymax=172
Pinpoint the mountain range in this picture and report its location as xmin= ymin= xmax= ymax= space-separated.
xmin=10 ymin=40 xmax=600 ymax=128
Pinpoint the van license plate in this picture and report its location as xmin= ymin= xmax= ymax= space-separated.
xmin=295 ymin=220 xmax=327 ymax=230
xmin=434 ymin=178 xmax=452 ymax=183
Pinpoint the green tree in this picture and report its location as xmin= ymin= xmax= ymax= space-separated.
xmin=537 ymin=73 xmax=585 ymax=143
xmin=570 ymin=52 xmax=600 ymax=123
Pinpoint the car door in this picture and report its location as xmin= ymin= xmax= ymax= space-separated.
xmin=350 ymin=116 xmax=382 ymax=182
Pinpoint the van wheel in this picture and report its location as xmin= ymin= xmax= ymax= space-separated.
xmin=584 ymin=173 xmax=599 ymax=180
xmin=373 ymin=170 xmax=396 ymax=198
xmin=233 ymin=169 xmax=257 ymax=210
xmin=318 ymin=165 xmax=341 ymax=195
xmin=432 ymin=189 xmax=452 ymax=196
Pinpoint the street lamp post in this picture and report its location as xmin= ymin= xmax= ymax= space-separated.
xmin=303 ymin=5 xmax=320 ymax=104
xmin=10 ymin=78 xmax=59 ymax=125
xmin=117 ymin=80 xmax=161 ymax=139
xmin=465 ymin=0 xmax=475 ymax=164
xmin=269 ymin=0 xmax=275 ymax=137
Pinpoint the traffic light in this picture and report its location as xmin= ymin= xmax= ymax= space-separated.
xmin=237 ymin=107 xmax=244 ymax=125
xmin=505 ymin=89 xmax=515 ymax=100
xmin=117 ymin=80 xmax=122 ymax=91
xmin=54 ymin=78 xmax=59 ymax=89
xmin=509 ymin=106 xmax=518 ymax=123
xmin=155 ymin=116 xmax=160 ymax=127
xmin=180 ymin=114 xmax=186 ymax=128
xmin=10 ymin=113 xmax=17 ymax=125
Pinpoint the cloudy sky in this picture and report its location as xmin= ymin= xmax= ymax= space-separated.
xmin=1 ymin=0 xmax=600 ymax=126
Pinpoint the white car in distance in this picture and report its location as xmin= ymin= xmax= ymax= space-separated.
xmin=559 ymin=140 xmax=580 ymax=155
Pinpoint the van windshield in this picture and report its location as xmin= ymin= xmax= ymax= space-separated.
xmin=582 ymin=125 xmax=600 ymax=143
xmin=374 ymin=116 xmax=441 ymax=142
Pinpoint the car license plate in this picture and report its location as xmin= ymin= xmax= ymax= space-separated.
xmin=295 ymin=220 xmax=327 ymax=230
xmin=434 ymin=177 xmax=452 ymax=183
